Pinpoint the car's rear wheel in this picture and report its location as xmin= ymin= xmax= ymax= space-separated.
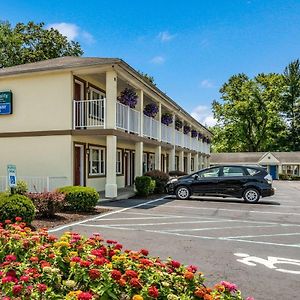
xmin=175 ymin=186 xmax=191 ymax=200
xmin=243 ymin=187 xmax=260 ymax=203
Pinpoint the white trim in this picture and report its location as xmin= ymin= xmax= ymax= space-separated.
xmin=89 ymin=146 xmax=105 ymax=176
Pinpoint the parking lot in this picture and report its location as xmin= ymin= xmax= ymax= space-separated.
xmin=50 ymin=181 xmax=300 ymax=300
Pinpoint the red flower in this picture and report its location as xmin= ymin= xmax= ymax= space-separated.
xmin=148 ymin=286 xmax=159 ymax=298
xmin=15 ymin=217 xmax=22 ymax=222
xmin=20 ymin=275 xmax=30 ymax=282
xmin=106 ymin=239 xmax=117 ymax=244
xmin=111 ymin=270 xmax=122 ymax=280
xmin=80 ymin=260 xmax=91 ymax=268
xmin=2 ymin=276 xmax=17 ymax=284
xmin=12 ymin=284 xmax=23 ymax=295
xmin=114 ymin=243 xmax=123 ymax=250
xmin=130 ymin=277 xmax=141 ymax=288
xmin=93 ymin=257 xmax=108 ymax=266
xmin=140 ymin=249 xmax=149 ymax=256
xmin=187 ymin=265 xmax=198 ymax=273
xmin=37 ymin=283 xmax=47 ymax=292
xmin=171 ymin=260 xmax=181 ymax=268
xmin=5 ymin=255 xmax=17 ymax=262
xmin=125 ymin=270 xmax=138 ymax=278
xmin=5 ymin=220 xmax=11 ymax=224
xmin=71 ymin=256 xmax=81 ymax=262
xmin=77 ymin=292 xmax=93 ymax=300
xmin=89 ymin=269 xmax=101 ymax=280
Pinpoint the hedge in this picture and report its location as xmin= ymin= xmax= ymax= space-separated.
xmin=144 ymin=170 xmax=169 ymax=193
xmin=0 ymin=194 xmax=35 ymax=224
xmin=135 ymin=176 xmax=156 ymax=196
xmin=57 ymin=186 xmax=99 ymax=211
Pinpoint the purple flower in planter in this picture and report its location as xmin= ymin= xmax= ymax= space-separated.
xmin=144 ymin=103 xmax=159 ymax=118
xmin=161 ymin=113 xmax=173 ymax=125
xmin=183 ymin=125 xmax=191 ymax=134
xmin=198 ymin=132 xmax=203 ymax=139
xmin=117 ymin=88 xmax=138 ymax=108
xmin=191 ymin=130 xmax=198 ymax=138
xmin=175 ymin=119 xmax=183 ymax=130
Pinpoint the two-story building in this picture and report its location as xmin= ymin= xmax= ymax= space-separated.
xmin=0 ymin=57 xmax=212 ymax=197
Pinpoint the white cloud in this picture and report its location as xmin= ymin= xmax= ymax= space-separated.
xmin=200 ymin=79 xmax=214 ymax=88
xmin=47 ymin=22 xmax=94 ymax=44
xmin=191 ymin=105 xmax=217 ymax=127
xmin=157 ymin=31 xmax=176 ymax=42
xmin=150 ymin=56 xmax=165 ymax=64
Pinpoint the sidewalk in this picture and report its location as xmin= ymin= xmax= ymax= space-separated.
xmin=98 ymin=186 xmax=135 ymax=203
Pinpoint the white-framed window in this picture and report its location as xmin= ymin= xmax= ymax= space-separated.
xmin=88 ymin=86 xmax=105 ymax=100
xmin=89 ymin=146 xmax=105 ymax=176
xmin=116 ymin=149 xmax=123 ymax=174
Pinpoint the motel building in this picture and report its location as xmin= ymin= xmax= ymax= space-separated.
xmin=0 ymin=57 xmax=212 ymax=197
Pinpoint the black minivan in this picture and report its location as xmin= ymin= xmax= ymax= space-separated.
xmin=165 ymin=165 xmax=275 ymax=203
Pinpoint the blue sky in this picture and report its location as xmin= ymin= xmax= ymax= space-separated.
xmin=2 ymin=0 xmax=300 ymax=126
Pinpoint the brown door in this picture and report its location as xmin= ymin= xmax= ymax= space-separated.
xmin=74 ymin=146 xmax=81 ymax=185
xmin=74 ymin=81 xmax=85 ymax=128
xmin=74 ymin=82 xmax=82 ymax=100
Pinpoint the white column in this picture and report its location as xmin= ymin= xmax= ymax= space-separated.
xmin=187 ymin=152 xmax=192 ymax=174
xmin=135 ymin=141 xmax=143 ymax=177
xmin=155 ymin=145 xmax=161 ymax=170
xmin=105 ymin=70 xmax=117 ymax=129
xmin=158 ymin=102 xmax=162 ymax=141
xmin=179 ymin=151 xmax=184 ymax=172
xmin=105 ymin=135 xmax=117 ymax=198
xmin=169 ymin=146 xmax=175 ymax=171
xmin=194 ymin=153 xmax=199 ymax=171
xmin=136 ymin=89 xmax=144 ymax=136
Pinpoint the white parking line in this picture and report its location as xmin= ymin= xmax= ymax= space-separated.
xmin=225 ymin=232 xmax=300 ymax=239
xmin=160 ymin=225 xmax=278 ymax=232
xmin=48 ymin=197 xmax=166 ymax=233
xmin=145 ymin=204 xmax=300 ymax=216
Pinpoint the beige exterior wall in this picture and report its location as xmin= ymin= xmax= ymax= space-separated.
xmin=0 ymin=71 xmax=73 ymax=132
xmin=0 ymin=135 xmax=72 ymax=185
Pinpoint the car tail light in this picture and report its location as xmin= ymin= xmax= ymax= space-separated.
xmin=264 ymin=174 xmax=273 ymax=185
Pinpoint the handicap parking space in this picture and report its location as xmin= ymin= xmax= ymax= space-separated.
xmin=50 ymin=181 xmax=300 ymax=300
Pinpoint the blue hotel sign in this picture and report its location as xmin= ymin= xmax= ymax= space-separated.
xmin=0 ymin=91 xmax=13 ymax=115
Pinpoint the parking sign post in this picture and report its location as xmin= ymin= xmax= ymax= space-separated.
xmin=7 ymin=164 xmax=17 ymax=194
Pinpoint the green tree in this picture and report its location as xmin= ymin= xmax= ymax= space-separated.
xmin=282 ymin=59 xmax=300 ymax=151
xmin=0 ymin=21 xmax=83 ymax=68
xmin=137 ymin=70 xmax=156 ymax=86
xmin=212 ymin=73 xmax=287 ymax=152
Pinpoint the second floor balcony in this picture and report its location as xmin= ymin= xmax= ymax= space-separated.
xmin=73 ymin=99 xmax=210 ymax=154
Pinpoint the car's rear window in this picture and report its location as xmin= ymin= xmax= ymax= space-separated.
xmin=246 ymin=168 xmax=260 ymax=176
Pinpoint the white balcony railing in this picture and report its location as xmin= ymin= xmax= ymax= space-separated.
xmin=184 ymin=134 xmax=190 ymax=148
xmin=143 ymin=115 xmax=159 ymax=140
xmin=161 ymin=124 xmax=173 ymax=144
xmin=175 ymin=130 xmax=183 ymax=147
xmin=116 ymin=102 xmax=140 ymax=134
xmin=73 ymin=99 xmax=105 ymax=129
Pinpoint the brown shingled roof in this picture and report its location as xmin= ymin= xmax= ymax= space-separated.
xmin=0 ymin=56 xmax=121 ymax=77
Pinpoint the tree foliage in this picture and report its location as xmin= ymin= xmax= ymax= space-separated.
xmin=137 ymin=70 xmax=156 ymax=86
xmin=0 ymin=21 xmax=83 ymax=68
xmin=212 ymin=73 xmax=287 ymax=152
xmin=282 ymin=59 xmax=300 ymax=151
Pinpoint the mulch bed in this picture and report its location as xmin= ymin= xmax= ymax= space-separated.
xmin=31 ymin=207 xmax=111 ymax=230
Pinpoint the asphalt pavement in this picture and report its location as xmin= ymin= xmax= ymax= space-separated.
xmin=49 ymin=181 xmax=300 ymax=300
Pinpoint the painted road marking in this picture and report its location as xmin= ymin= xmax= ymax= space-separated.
xmin=48 ymin=197 xmax=166 ymax=233
xmin=225 ymin=232 xmax=300 ymax=239
xmin=234 ymin=253 xmax=300 ymax=275
xmin=144 ymin=204 xmax=300 ymax=216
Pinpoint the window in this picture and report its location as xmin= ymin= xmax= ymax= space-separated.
xmin=89 ymin=146 xmax=105 ymax=176
xmin=246 ymin=168 xmax=259 ymax=176
xmin=175 ymin=156 xmax=179 ymax=171
xmin=116 ymin=149 xmax=123 ymax=174
xmin=223 ymin=166 xmax=245 ymax=177
xmin=199 ymin=167 xmax=220 ymax=178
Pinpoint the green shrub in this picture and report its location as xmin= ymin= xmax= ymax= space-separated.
xmin=135 ymin=176 xmax=156 ymax=196
xmin=0 ymin=194 xmax=35 ymax=224
xmin=15 ymin=180 xmax=28 ymax=195
xmin=169 ymin=170 xmax=187 ymax=177
xmin=57 ymin=186 xmax=99 ymax=211
xmin=144 ymin=170 xmax=169 ymax=193
xmin=291 ymin=175 xmax=300 ymax=181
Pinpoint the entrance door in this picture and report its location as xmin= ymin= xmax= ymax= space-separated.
xmin=269 ymin=165 xmax=277 ymax=180
xmin=74 ymin=145 xmax=84 ymax=186
xmin=124 ymin=151 xmax=135 ymax=186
